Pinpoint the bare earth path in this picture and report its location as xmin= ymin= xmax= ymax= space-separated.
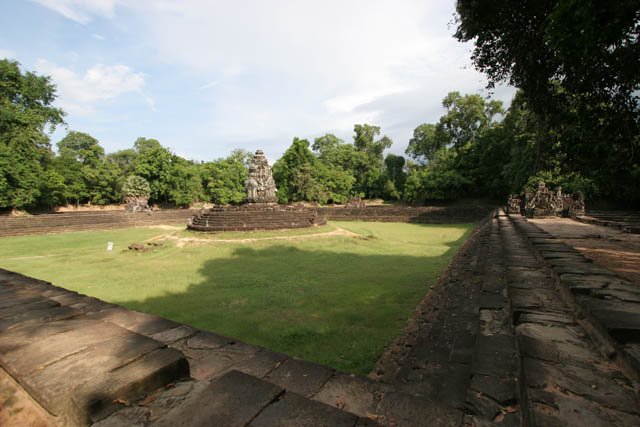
xmin=529 ymin=218 xmax=640 ymax=285
xmin=148 ymin=226 xmax=360 ymax=247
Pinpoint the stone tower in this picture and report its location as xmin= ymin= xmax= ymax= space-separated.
xmin=245 ymin=150 xmax=278 ymax=203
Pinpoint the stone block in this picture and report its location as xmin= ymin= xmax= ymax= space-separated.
xmin=314 ymin=373 xmax=388 ymax=416
xmin=264 ymin=358 xmax=334 ymax=398
xmin=153 ymin=370 xmax=283 ymax=427
xmin=249 ymin=391 xmax=358 ymax=427
xmin=376 ymin=391 xmax=462 ymax=427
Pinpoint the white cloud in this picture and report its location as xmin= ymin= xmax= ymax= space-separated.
xmin=91 ymin=33 xmax=106 ymax=40
xmin=36 ymin=60 xmax=153 ymax=115
xmin=127 ymin=0 xmax=513 ymax=154
xmin=28 ymin=0 xmax=516 ymax=158
xmin=32 ymin=0 xmax=119 ymax=24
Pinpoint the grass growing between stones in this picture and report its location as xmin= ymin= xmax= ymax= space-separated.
xmin=0 ymin=221 xmax=473 ymax=375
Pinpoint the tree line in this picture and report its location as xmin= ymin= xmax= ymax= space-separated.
xmin=3 ymin=0 xmax=639 ymax=215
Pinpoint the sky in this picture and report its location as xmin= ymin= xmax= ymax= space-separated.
xmin=1 ymin=0 xmax=514 ymax=162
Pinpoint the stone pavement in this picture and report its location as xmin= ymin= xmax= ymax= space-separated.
xmin=575 ymin=210 xmax=640 ymax=234
xmin=1 ymin=210 xmax=639 ymax=426
xmin=372 ymin=210 xmax=640 ymax=426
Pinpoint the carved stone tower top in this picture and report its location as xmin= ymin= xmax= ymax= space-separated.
xmin=245 ymin=150 xmax=278 ymax=203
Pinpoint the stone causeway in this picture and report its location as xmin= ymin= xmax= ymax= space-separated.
xmin=0 ymin=209 xmax=639 ymax=426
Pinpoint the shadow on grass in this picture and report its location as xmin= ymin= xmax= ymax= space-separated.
xmin=122 ymin=227 xmax=470 ymax=375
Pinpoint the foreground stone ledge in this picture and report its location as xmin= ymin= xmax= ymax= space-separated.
xmin=507 ymin=215 xmax=640 ymax=382
xmin=0 ymin=267 xmax=466 ymax=426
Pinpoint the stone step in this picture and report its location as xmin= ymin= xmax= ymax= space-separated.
xmin=0 ymin=271 xmax=190 ymax=426
xmin=508 ymin=214 xmax=640 ymax=382
xmin=501 ymin=211 xmax=640 ymax=425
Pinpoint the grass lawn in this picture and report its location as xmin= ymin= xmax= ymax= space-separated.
xmin=0 ymin=221 xmax=474 ymax=375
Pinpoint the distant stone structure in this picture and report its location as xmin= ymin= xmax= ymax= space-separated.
xmin=507 ymin=194 xmax=522 ymax=215
xmin=245 ymin=150 xmax=277 ymax=204
xmin=188 ymin=149 xmax=324 ymax=232
xmin=125 ymin=196 xmax=149 ymax=212
xmin=520 ymin=181 xmax=585 ymax=217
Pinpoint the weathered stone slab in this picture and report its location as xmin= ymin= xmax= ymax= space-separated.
xmin=149 ymin=325 xmax=196 ymax=344
xmin=554 ymin=265 xmax=618 ymax=277
xmin=0 ymin=305 xmax=78 ymax=331
xmin=539 ymin=250 xmax=589 ymax=260
xmin=0 ymin=320 xmax=131 ymax=374
xmin=376 ymin=391 xmax=462 ymax=427
xmin=591 ymin=288 xmax=640 ymax=303
xmin=187 ymin=340 xmax=259 ymax=380
xmin=516 ymin=323 xmax=596 ymax=365
xmin=249 ymin=391 xmax=357 ymax=427
xmin=87 ymin=307 xmax=180 ymax=335
xmin=517 ymin=312 xmax=574 ymax=325
xmin=153 ymin=370 xmax=282 ymax=427
xmin=546 ymin=258 xmax=593 ymax=268
xmin=510 ymin=288 xmax=565 ymax=312
xmin=314 ymin=373 xmax=389 ymax=416
xmin=0 ymin=294 xmax=42 ymax=308
xmin=0 ymin=298 xmax=59 ymax=318
xmin=469 ymin=374 xmax=517 ymax=406
xmin=523 ymin=358 xmax=638 ymax=414
xmin=479 ymin=293 xmax=504 ymax=309
xmin=19 ymin=332 xmax=164 ymax=412
xmin=580 ymin=298 xmax=640 ymax=335
xmin=533 ymin=244 xmax=578 ymax=253
xmin=529 ymin=388 xmax=640 ymax=427
xmin=75 ymin=347 xmax=188 ymax=424
xmin=0 ymin=319 xmax=87 ymax=353
xmin=231 ymin=350 xmax=289 ymax=378
xmin=264 ymin=358 xmax=334 ymax=398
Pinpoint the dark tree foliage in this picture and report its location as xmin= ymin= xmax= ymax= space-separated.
xmin=455 ymin=0 xmax=640 ymax=204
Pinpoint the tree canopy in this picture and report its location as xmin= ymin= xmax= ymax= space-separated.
xmin=0 ymin=59 xmax=65 ymax=209
xmin=455 ymin=0 xmax=640 ymax=204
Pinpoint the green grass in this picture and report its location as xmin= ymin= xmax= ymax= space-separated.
xmin=0 ymin=221 xmax=474 ymax=375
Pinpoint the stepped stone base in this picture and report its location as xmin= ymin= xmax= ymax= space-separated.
xmin=187 ymin=204 xmax=326 ymax=232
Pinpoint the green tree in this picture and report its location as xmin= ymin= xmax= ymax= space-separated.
xmin=407 ymin=92 xmax=503 ymax=164
xmin=107 ymin=148 xmax=138 ymax=177
xmin=455 ymin=1 xmax=640 ymax=204
xmin=122 ymin=175 xmax=151 ymax=199
xmin=0 ymin=59 xmax=65 ymax=209
xmin=382 ymin=154 xmax=406 ymax=200
xmin=352 ymin=124 xmax=393 ymax=198
xmin=273 ymin=138 xmax=323 ymax=203
xmin=169 ymin=157 xmax=203 ymax=206
xmin=55 ymin=131 xmax=120 ymax=205
xmin=132 ymin=137 xmax=174 ymax=203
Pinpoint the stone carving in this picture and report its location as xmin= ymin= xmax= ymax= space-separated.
xmin=507 ymin=194 xmax=522 ymax=214
xmin=521 ymin=181 xmax=585 ymax=217
xmin=245 ymin=150 xmax=278 ymax=203
xmin=525 ymin=181 xmax=557 ymax=217
xmin=563 ymin=191 xmax=585 ymax=216
xmin=345 ymin=197 xmax=366 ymax=208
xmin=125 ymin=196 xmax=149 ymax=212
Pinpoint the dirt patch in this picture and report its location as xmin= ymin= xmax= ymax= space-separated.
xmin=153 ymin=227 xmax=360 ymax=248
xmin=530 ymin=218 xmax=640 ymax=286
xmin=148 ymin=225 xmax=183 ymax=230
xmin=0 ymin=367 xmax=60 ymax=427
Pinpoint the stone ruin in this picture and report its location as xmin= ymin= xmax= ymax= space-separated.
xmin=508 ymin=181 xmax=585 ymax=217
xmin=125 ymin=196 xmax=149 ymax=212
xmin=245 ymin=150 xmax=278 ymax=204
xmin=187 ymin=149 xmax=325 ymax=232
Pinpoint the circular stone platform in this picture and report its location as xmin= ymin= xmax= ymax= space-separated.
xmin=187 ymin=204 xmax=326 ymax=232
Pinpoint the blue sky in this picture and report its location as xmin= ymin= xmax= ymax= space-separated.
xmin=1 ymin=0 xmax=514 ymax=162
